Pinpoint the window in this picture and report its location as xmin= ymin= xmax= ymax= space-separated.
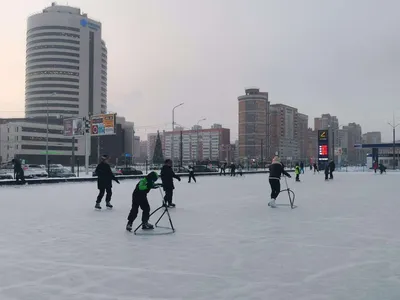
xmin=21 ymin=127 xmax=63 ymax=134
xmin=26 ymin=64 xmax=79 ymax=71
xmin=27 ymin=96 xmax=79 ymax=102
xmin=27 ymin=51 xmax=80 ymax=58
xmin=26 ymin=77 xmax=79 ymax=83
xmin=21 ymin=144 xmax=78 ymax=151
xmin=27 ymin=57 xmax=79 ymax=64
xmin=26 ymin=103 xmax=79 ymax=108
xmin=27 ymin=44 xmax=80 ymax=52
xmin=26 ymin=90 xmax=79 ymax=96
xmin=26 ymin=83 xmax=79 ymax=89
xmin=27 ymin=109 xmax=79 ymax=115
xmin=27 ymin=32 xmax=80 ymax=39
xmin=27 ymin=70 xmax=79 ymax=77
xmin=27 ymin=38 xmax=80 ymax=46
xmin=21 ymin=136 xmax=77 ymax=143
xmin=27 ymin=26 xmax=80 ymax=33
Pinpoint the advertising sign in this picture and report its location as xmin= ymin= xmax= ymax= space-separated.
xmin=63 ymin=118 xmax=84 ymax=136
xmin=90 ymin=113 xmax=116 ymax=136
xmin=318 ymin=130 xmax=329 ymax=161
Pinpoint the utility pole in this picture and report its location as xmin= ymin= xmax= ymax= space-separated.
xmin=180 ymin=130 xmax=183 ymax=169
xmin=172 ymin=103 xmax=184 ymax=165
xmin=261 ymin=139 xmax=263 ymax=168
xmin=388 ymin=113 xmax=400 ymax=169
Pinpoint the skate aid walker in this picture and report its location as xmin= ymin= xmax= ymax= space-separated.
xmin=134 ymin=186 xmax=175 ymax=234
xmin=279 ymin=175 xmax=296 ymax=209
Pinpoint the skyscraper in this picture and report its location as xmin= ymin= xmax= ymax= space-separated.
xmin=238 ymin=88 xmax=270 ymax=160
xmin=25 ymin=3 xmax=107 ymax=119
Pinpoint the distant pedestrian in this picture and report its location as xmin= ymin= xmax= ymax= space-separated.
xmin=95 ymin=155 xmax=119 ymax=209
xmin=300 ymin=161 xmax=304 ymax=174
xmin=230 ymin=163 xmax=236 ymax=176
xmin=188 ymin=165 xmax=196 ymax=183
xmin=12 ymin=158 xmax=25 ymax=184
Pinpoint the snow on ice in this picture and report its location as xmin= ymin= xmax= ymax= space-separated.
xmin=0 ymin=171 xmax=399 ymax=299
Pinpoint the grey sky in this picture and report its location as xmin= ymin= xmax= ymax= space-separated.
xmin=1 ymin=0 xmax=400 ymax=141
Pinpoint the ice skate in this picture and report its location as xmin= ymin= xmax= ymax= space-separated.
xmin=106 ymin=202 xmax=113 ymax=209
xmin=126 ymin=222 xmax=133 ymax=232
xmin=268 ymin=199 xmax=276 ymax=208
xmin=95 ymin=203 xmax=101 ymax=209
xmin=168 ymin=203 xmax=176 ymax=208
xmin=142 ymin=222 xmax=154 ymax=230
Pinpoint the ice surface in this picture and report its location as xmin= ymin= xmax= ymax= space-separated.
xmin=0 ymin=171 xmax=400 ymax=300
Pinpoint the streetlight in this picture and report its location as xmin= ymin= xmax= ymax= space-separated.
xmin=46 ymin=92 xmax=56 ymax=169
xmin=388 ymin=113 xmax=400 ymax=170
xmin=196 ymin=118 xmax=206 ymax=162
xmin=171 ymin=103 xmax=184 ymax=165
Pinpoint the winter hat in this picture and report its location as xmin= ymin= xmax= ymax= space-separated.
xmin=101 ymin=154 xmax=109 ymax=160
xmin=147 ymin=171 xmax=158 ymax=181
xmin=272 ymin=156 xmax=280 ymax=163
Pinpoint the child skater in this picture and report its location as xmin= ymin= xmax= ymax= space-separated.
xmin=268 ymin=156 xmax=291 ymax=208
xmin=295 ymin=163 xmax=301 ymax=182
xmin=126 ymin=171 xmax=161 ymax=232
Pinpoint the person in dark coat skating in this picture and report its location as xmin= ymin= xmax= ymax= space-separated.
xmin=126 ymin=171 xmax=160 ymax=231
xmin=230 ymin=163 xmax=236 ymax=176
xmin=329 ymin=160 xmax=335 ymax=179
xmin=188 ymin=165 xmax=196 ymax=183
xmin=12 ymin=158 xmax=25 ymax=184
xmin=268 ymin=156 xmax=291 ymax=208
xmin=160 ymin=159 xmax=181 ymax=207
xmin=324 ymin=163 xmax=330 ymax=180
xmin=95 ymin=155 xmax=119 ymax=209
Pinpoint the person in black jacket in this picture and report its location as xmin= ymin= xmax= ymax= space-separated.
xmin=95 ymin=155 xmax=119 ymax=209
xmin=12 ymin=158 xmax=25 ymax=184
xmin=160 ymin=159 xmax=181 ymax=207
xmin=329 ymin=160 xmax=335 ymax=179
xmin=188 ymin=165 xmax=196 ymax=183
xmin=268 ymin=156 xmax=291 ymax=208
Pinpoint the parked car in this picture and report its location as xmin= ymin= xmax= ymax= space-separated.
xmin=117 ymin=167 xmax=143 ymax=175
xmin=48 ymin=168 xmax=76 ymax=178
xmin=193 ymin=165 xmax=218 ymax=173
xmin=0 ymin=170 xmax=13 ymax=180
xmin=23 ymin=164 xmax=48 ymax=178
xmin=92 ymin=168 xmax=122 ymax=177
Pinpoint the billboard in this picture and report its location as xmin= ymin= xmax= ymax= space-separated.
xmin=318 ymin=130 xmax=329 ymax=161
xmin=63 ymin=118 xmax=84 ymax=136
xmin=90 ymin=113 xmax=116 ymax=136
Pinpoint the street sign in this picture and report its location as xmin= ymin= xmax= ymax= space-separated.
xmin=90 ymin=113 xmax=116 ymax=136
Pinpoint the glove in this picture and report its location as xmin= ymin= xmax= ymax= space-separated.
xmin=177 ymin=177 xmax=181 ymax=182
xmin=287 ymin=174 xmax=291 ymax=178
xmin=115 ymin=179 xmax=120 ymax=184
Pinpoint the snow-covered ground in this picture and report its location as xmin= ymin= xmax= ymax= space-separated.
xmin=0 ymin=171 xmax=399 ymax=299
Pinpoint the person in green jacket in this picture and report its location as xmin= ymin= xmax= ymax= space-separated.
xmin=295 ymin=163 xmax=301 ymax=182
xmin=126 ymin=171 xmax=161 ymax=232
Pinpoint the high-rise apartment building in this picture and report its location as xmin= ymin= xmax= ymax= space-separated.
xmin=343 ymin=123 xmax=363 ymax=164
xmin=307 ymin=128 xmax=318 ymax=162
xmin=298 ymin=113 xmax=309 ymax=160
xmin=270 ymin=104 xmax=299 ymax=161
xmin=26 ymin=3 xmax=107 ymax=118
xmin=161 ymin=124 xmax=230 ymax=162
xmin=362 ymin=132 xmax=382 ymax=144
xmin=314 ymin=114 xmax=339 ymax=161
xmin=238 ymin=88 xmax=270 ymax=160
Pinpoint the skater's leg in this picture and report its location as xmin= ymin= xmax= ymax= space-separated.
xmin=193 ymin=175 xmax=196 ymax=182
xmin=139 ymin=197 xmax=151 ymax=223
xmin=97 ymin=188 xmax=105 ymax=203
xmin=127 ymin=197 xmax=140 ymax=223
xmin=105 ymin=187 xmax=112 ymax=203
xmin=164 ymin=188 xmax=172 ymax=205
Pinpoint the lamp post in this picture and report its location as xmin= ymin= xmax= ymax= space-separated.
xmin=45 ymin=92 xmax=56 ymax=168
xmin=171 ymin=103 xmax=184 ymax=165
xmin=388 ymin=113 xmax=400 ymax=170
xmin=196 ymin=118 xmax=206 ymax=162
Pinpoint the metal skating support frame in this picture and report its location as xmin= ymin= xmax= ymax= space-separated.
xmin=133 ymin=187 xmax=175 ymax=234
xmin=279 ymin=176 xmax=296 ymax=209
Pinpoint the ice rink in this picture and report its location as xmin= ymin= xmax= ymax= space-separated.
xmin=0 ymin=171 xmax=400 ymax=300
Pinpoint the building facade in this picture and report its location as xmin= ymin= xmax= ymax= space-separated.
xmin=362 ymin=132 xmax=382 ymax=144
xmin=26 ymin=3 xmax=107 ymax=119
xmin=149 ymin=125 xmax=230 ymax=163
xmin=343 ymin=122 xmax=363 ymax=165
xmin=0 ymin=118 xmax=84 ymax=164
xmin=238 ymin=88 xmax=270 ymax=160
xmin=307 ymin=128 xmax=318 ymax=163
xmin=270 ymin=104 xmax=299 ymax=161
xmin=314 ymin=114 xmax=339 ymax=161
xmin=298 ymin=113 xmax=309 ymax=160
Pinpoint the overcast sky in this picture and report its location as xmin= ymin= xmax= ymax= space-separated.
xmin=1 ymin=0 xmax=400 ymax=141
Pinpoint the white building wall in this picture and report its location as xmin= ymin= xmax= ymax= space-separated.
xmin=26 ymin=3 xmax=105 ymax=119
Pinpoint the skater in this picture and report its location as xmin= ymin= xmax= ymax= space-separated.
xmin=12 ymin=158 xmax=25 ymax=184
xmin=220 ymin=162 xmax=227 ymax=176
xmin=268 ymin=156 xmax=291 ymax=208
xmin=309 ymin=164 xmax=312 ymax=171
xmin=373 ymin=161 xmax=378 ymax=173
xmin=188 ymin=165 xmax=196 ymax=183
xmin=313 ymin=162 xmax=319 ymax=174
xmin=295 ymin=163 xmax=301 ymax=182
xmin=95 ymin=155 xmax=119 ymax=209
xmin=160 ymin=159 xmax=181 ymax=207
xmin=324 ymin=163 xmax=330 ymax=180
xmin=300 ymin=161 xmax=304 ymax=174
xmin=237 ymin=164 xmax=243 ymax=176
xmin=230 ymin=163 xmax=236 ymax=176
xmin=379 ymin=163 xmax=387 ymax=174
xmin=329 ymin=160 xmax=335 ymax=179
xmin=126 ymin=171 xmax=160 ymax=231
